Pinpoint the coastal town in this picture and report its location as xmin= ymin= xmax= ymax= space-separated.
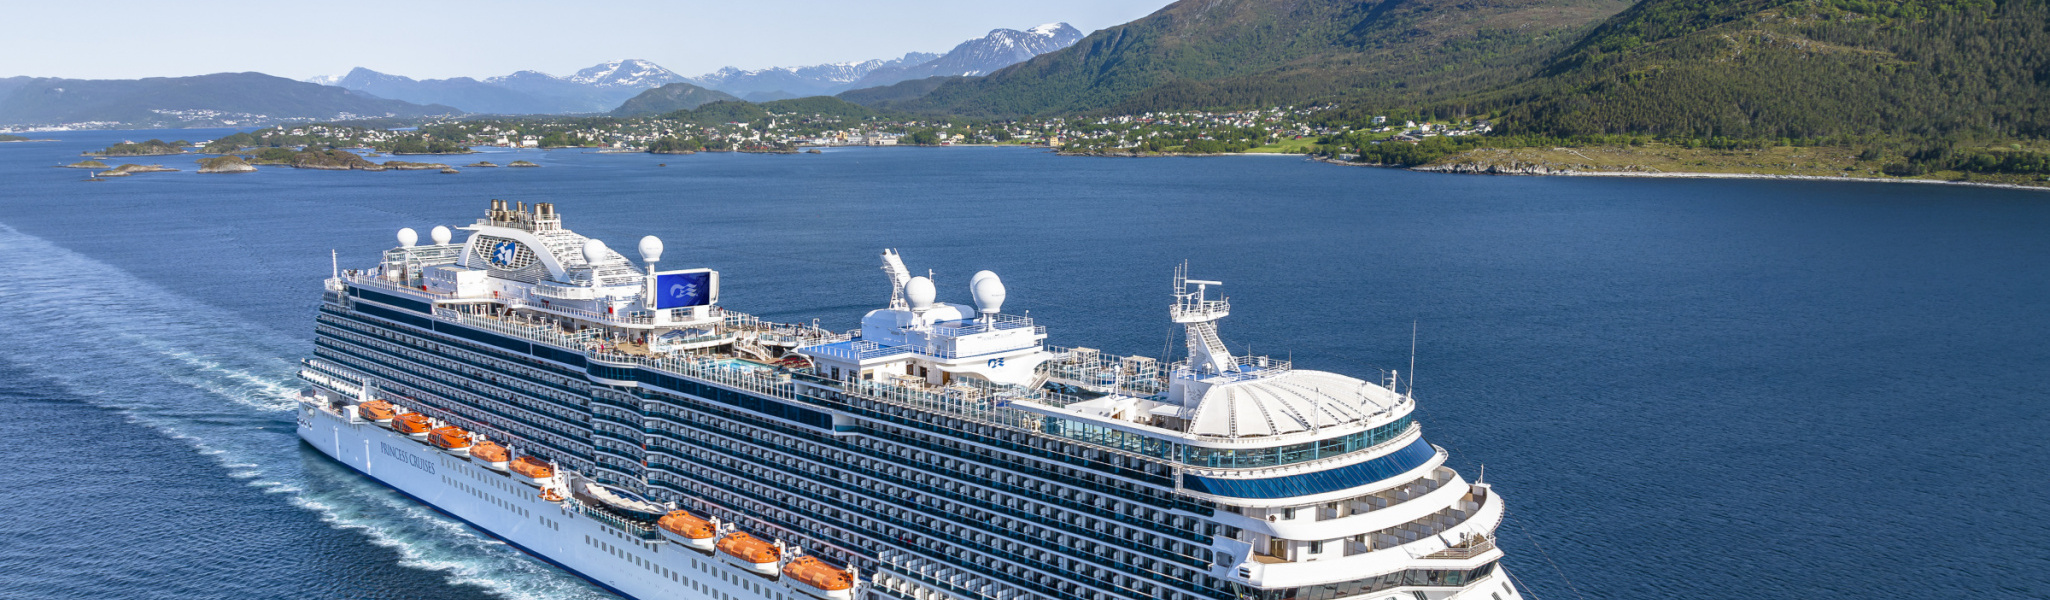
xmin=162 ymin=103 xmax=1490 ymax=158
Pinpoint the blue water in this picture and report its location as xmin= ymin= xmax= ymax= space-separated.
xmin=0 ymin=129 xmax=2045 ymax=600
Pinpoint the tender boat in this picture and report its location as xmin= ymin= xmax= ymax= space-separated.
xmin=657 ymin=510 xmax=717 ymax=552
xmin=392 ymin=413 xmax=432 ymax=438
xmin=717 ymin=531 xmax=782 ymax=577
xmin=356 ymin=399 xmax=396 ymax=423
xmin=783 ymin=556 xmax=855 ymax=600
xmin=508 ymin=456 xmax=553 ymax=486
xmin=471 ymin=441 xmax=509 ymax=470
xmin=428 ymin=426 xmax=472 ymax=455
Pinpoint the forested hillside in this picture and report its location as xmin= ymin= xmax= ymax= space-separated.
xmin=1486 ymin=0 xmax=2050 ymax=140
xmin=885 ymin=0 xmax=1634 ymax=116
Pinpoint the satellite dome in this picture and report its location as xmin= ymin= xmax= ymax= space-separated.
xmin=905 ymin=276 xmax=936 ymax=310
xmin=972 ymin=273 xmax=1006 ymax=315
xmin=397 ymin=228 xmax=418 ymax=248
xmin=430 ymin=226 xmax=452 ymax=245
xmin=582 ymin=239 xmax=610 ymax=265
xmin=638 ymin=235 xmax=664 ymax=263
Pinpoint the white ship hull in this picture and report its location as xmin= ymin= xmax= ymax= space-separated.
xmin=297 ymin=398 xmax=797 ymax=600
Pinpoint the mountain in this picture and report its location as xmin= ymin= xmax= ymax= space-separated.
xmin=1487 ymin=0 xmax=2050 ymax=140
xmin=311 ymin=59 xmax=693 ymax=114
xmin=566 ymin=59 xmax=690 ymax=89
xmin=838 ymin=76 xmax=970 ymax=107
xmin=610 ymin=83 xmax=741 ymax=116
xmin=694 ymin=53 xmax=938 ymax=98
xmin=877 ymin=0 xmax=1633 ymax=116
xmin=325 ymin=68 xmax=549 ymax=114
xmin=0 ymin=72 xmax=452 ymax=128
xmin=846 ymin=23 xmax=1083 ymax=90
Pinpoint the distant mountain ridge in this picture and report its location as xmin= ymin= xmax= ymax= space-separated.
xmin=312 ymin=60 xmax=691 ymax=114
xmin=0 ymin=72 xmax=451 ymax=129
xmin=693 ymin=53 xmax=939 ymax=99
xmin=847 ymin=23 xmax=1083 ymax=90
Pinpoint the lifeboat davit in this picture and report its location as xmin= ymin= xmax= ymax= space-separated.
xmin=657 ymin=510 xmax=717 ymax=552
xmin=357 ymin=399 xmax=396 ymax=423
xmin=783 ymin=556 xmax=856 ymax=600
xmin=717 ymin=532 xmax=782 ymax=577
xmin=428 ymin=426 xmax=472 ymax=455
xmin=471 ymin=441 xmax=510 ymax=471
xmin=393 ymin=413 xmax=432 ymax=438
xmin=509 ymin=456 xmax=554 ymax=486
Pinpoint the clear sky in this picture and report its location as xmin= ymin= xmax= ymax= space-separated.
xmin=0 ymin=0 xmax=1174 ymax=81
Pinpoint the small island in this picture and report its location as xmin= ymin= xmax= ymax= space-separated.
xmin=96 ymin=164 xmax=179 ymax=177
xmin=1 ymin=134 xmax=55 ymax=143
xmin=465 ymin=161 xmax=500 ymax=168
xmin=508 ymin=160 xmax=540 ymax=167
xmin=440 ymin=168 xmax=460 ymax=174
xmin=62 ymin=160 xmax=109 ymax=169
xmin=86 ymin=139 xmax=188 ymax=157
xmin=382 ymin=161 xmax=453 ymax=171
xmin=197 ymin=155 xmax=257 ymax=174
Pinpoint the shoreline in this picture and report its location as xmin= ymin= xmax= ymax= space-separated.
xmin=1310 ymin=156 xmax=2050 ymax=193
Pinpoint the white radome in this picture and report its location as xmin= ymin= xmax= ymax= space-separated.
xmin=583 ymin=239 xmax=609 ymax=265
xmin=397 ymin=228 xmax=418 ymax=247
xmin=431 ymin=226 xmax=452 ymax=245
xmin=905 ymin=276 xmax=936 ymax=310
xmin=972 ymin=273 xmax=1006 ymax=315
xmin=639 ymin=235 xmax=665 ymax=263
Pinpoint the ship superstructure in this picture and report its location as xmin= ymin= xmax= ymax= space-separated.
xmin=297 ymin=200 xmax=1524 ymax=600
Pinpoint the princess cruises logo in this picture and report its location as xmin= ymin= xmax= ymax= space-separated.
xmin=670 ymin=282 xmax=698 ymax=301
xmin=491 ymin=241 xmax=519 ymax=267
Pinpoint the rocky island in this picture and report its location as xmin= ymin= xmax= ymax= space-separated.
xmin=86 ymin=139 xmax=188 ymax=157
xmin=508 ymin=160 xmax=539 ymax=167
xmin=95 ymin=164 xmax=179 ymax=177
xmin=197 ymin=156 xmax=257 ymax=174
xmin=62 ymin=160 xmax=109 ymax=169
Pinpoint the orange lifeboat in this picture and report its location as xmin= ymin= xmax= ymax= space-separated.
xmin=393 ymin=413 xmax=432 ymax=438
xmin=657 ymin=510 xmax=717 ymax=552
xmin=471 ymin=441 xmax=510 ymax=471
xmin=357 ymin=400 xmax=396 ymax=423
xmin=717 ymin=532 xmax=782 ymax=577
xmin=783 ymin=556 xmax=856 ymax=600
xmin=428 ymin=426 xmax=472 ymax=455
xmin=509 ymin=456 xmax=554 ymax=486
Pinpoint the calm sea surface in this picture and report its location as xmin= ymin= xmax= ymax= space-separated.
xmin=0 ymin=129 xmax=2044 ymax=600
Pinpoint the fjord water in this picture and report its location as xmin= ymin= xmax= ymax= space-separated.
xmin=1 ymin=129 xmax=2044 ymax=600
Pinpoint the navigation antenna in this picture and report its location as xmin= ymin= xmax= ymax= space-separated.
xmin=1408 ymin=320 xmax=1418 ymax=398
xmin=331 ymin=249 xmax=339 ymax=280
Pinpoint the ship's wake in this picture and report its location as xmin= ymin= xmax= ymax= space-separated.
xmin=0 ymin=225 xmax=612 ymax=600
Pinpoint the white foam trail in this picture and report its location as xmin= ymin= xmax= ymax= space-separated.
xmin=0 ymin=224 xmax=613 ymax=600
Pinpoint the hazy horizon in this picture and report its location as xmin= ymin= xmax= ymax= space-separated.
xmin=0 ymin=0 xmax=1171 ymax=81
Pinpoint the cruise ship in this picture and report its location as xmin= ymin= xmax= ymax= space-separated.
xmin=296 ymin=200 xmax=1525 ymax=600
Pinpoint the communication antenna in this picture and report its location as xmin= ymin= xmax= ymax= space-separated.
xmin=1407 ymin=320 xmax=1418 ymax=397
xmin=331 ymin=249 xmax=339 ymax=279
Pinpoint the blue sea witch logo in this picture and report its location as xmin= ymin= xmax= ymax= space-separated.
xmin=491 ymin=241 xmax=518 ymax=267
xmin=655 ymin=272 xmax=712 ymax=308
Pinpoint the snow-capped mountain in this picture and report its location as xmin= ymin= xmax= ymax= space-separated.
xmin=566 ymin=59 xmax=690 ymax=89
xmin=847 ymin=23 xmax=1083 ymax=90
xmin=693 ymin=53 xmax=939 ymax=99
xmin=308 ymin=59 xmax=695 ymax=114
